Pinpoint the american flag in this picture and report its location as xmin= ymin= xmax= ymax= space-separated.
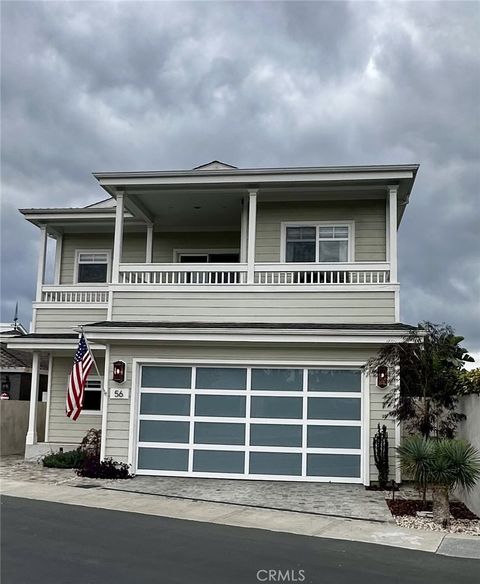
xmin=66 ymin=334 xmax=94 ymax=420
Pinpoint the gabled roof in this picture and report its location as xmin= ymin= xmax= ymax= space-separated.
xmin=192 ymin=161 xmax=238 ymax=171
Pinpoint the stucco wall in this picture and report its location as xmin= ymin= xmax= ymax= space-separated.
xmin=455 ymin=395 xmax=480 ymax=515
xmin=0 ymin=401 xmax=46 ymax=455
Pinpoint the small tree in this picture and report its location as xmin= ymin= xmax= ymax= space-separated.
xmin=367 ymin=322 xmax=476 ymax=439
xmin=398 ymin=437 xmax=480 ymax=527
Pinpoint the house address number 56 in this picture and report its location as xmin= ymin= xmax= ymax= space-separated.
xmin=109 ymin=388 xmax=130 ymax=400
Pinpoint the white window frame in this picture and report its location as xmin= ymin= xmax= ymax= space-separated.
xmin=280 ymin=221 xmax=355 ymax=263
xmin=173 ymin=249 xmax=241 ymax=263
xmin=130 ymin=360 xmax=367 ymax=484
xmin=74 ymin=249 xmax=112 ymax=285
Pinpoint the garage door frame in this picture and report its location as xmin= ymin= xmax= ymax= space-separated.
xmin=128 ymin=358 xmax=370 ymax=484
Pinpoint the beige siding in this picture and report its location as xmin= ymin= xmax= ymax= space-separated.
xmin=255 ymin=200 xmax=386 ymax=262
xmin=59 ymin=231 xmax=240 ymax=284
xmin=35 ymin=308 xmax=108 ymax=333
xmin=152 ymin=231 xmax=240 ymax=262
xmin=103 ymin=343 xmax=398 ymax=480
xmin=112 ymin=291 xmax=395 ymax=323
xmin=47 ymin=356 xmax=104 ymax=444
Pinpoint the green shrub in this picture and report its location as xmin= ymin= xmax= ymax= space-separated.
xmin=76 ymin=456 xmax=132 ymax=479
xmin=42 ymin=449 xmax=86 ymax=469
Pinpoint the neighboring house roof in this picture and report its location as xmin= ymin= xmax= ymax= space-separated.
xmin=0 ymin=343 xmax=49 ymax=372
xmin=0 ymin=322 xmax=28 ymax=335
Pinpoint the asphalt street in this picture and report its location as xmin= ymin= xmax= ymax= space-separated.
xmin=1 ymin=496 xmax=478 ymax=584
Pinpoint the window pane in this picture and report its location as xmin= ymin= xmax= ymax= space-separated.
xmin=318 ymin=240 xmax=348 ymax=262
xmin=307 ymin=426 xmax=361 ymax=449
xmin=139 ymin=420 xmax=190 ymax=443
xmin=194 ymin=422 xmax=245 ymax=445
xmin=307 ymin=454 xmax=361 ymax=477
xmin=193 ymin=450 xmax=244 ymax=473
xmin=83 ymin=391 xmax=101 ymax=411
xmin=209 ymin=253 xmax=240 ymax=263
xmin=78 ymin=263 xmax=108 ymax=283
xmin=137 ymin=447 xmax=188 ymax=471
xmin=318 ymin=226 xmax=334 ymax=238
xmin=308 ymin=397 xmax=361 ymax=420
xmin=179 ymin=255 xmax=208 ymax=263
xmin=286 ymin=227 xmax=316 ymax=240
xmin=286 ymin=241 xmax=316 ymax=262
xmin=251 ymin=368 xmax=303 ymax=391
xmin=251 ymin=397 xmax=303 ymax=419
xmin=250 ymin=424 xmax=302 ymax=447
xmin=141 ymin=366 xmax=191 ymax=388
xmin=140 ymin=393 xmax=190 ymax=416
xmin=334 ymin=226 xmax=349 ymax=238
xmin=195 ymin=395 xmax=246 ymax=417
xmin=86 ymin=379 xmax=102 ymax=389
xmin=308 ymin=369 xmax=361 ymax=392
xmin=250 ymin=452 xmax=302 ymax=476
xmin=196 ymin=367 xmax=246 ymax=390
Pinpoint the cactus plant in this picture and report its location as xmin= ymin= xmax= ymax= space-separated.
xmin=373 ymin=424 xmax=389 ymax=488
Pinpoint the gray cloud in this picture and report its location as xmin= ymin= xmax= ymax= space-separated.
xmin=1 ymin=1 xmax=479 ymax=354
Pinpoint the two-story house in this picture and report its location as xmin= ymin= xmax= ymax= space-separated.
xmin=7 ymin=161 xmax=419 ymax=484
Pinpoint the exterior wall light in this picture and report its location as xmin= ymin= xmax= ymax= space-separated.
xmin=112 ymin=361 xmax=126 ymax=383
xmin=377 ymin=365 xmax=388 ymax=388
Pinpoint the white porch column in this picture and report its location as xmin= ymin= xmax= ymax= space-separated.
xmin=146 ymin=224 xmax=153 ymax=263
xmin=112 ymin=192 xmax=125 ymax=283
xmin=26 ymin=352 xmax=40 ymax=445
xmin=240 ymin=197 xmax=248 ymax=263
xmin=35 ymin=225 xmax=48 ymax=301
xmin=247 ymin=189 xmax=258 ymax=284
xmin=53 ymin=233 xmax=63 ymax=285
xmin=388 ymin=185 xmax=398 ymax=283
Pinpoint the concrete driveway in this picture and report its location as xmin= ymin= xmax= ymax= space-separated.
xmin=106 ymin=476 xmax=392 ymax=522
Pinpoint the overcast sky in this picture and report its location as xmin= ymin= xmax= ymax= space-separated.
xmin=1 ymin=1 xmax=479 ymax=356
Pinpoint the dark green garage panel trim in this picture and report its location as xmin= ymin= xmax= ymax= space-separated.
xmin=307 ymin=426 xmax=361 ymax=449
xmin=250 ymin=452 xmax=302 ymax=476
xmin=193 ymin=450 xmax=245 ymax=473
xmin=194 ymin=422 xmax=245 ymax=445
xmin=250 ymin=424 xmax=302 ymax=447
xmin=141 ymin=366 xmax=191 ymax=388
xmin=307 ymin=397 xmax=361 ymax=420
xmin=307 ymin=454 xmax=361 ymax=477
xmin=140 ymin=393 xmax=190 ymax=416
xmin=138 ymin=448 xmax=189 ymax=471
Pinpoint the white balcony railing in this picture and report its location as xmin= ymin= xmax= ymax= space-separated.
xmin=118 ymin=262 xmax=390 ymax=286
xmin=41 ymin=286 xmax=109 ymax=303
xmin=118 ymin=263 xmax=248 ymax=285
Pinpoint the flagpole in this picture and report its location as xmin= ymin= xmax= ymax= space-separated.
xmin=79 ymin=325 xmax=107 ymax=393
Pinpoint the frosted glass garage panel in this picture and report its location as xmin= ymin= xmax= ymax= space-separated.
xmin=195 ymin=395 xmax=246 ymax=417
xmin=141 ymin=366 xmax=191 ymax=388
xmin=194 ymin=422 xmax=245 ymax=445
xmin=193 ymin=450 xmax=244 ymax=473
xmin=307 ymin=397 xmax=361 ymax=420
xmin=251 ymin=369 xmax=303 ymax=391
xmin=139 ymin=420 xmax=190 ymax=443
xmin=196 ymin=367 xmax=246 ymax=390
xmin=140 ymin=393 xmax=190 ymax=416
xmin=307 ymin=454 xmax=361 ymax=477
xmin=137 ymin=448 xmax=188 ymax=471
xmin=307 ymin=426 xmax=361 ymax=449
xmin=250 ymin=424 xmax=302 ymax=447
xmin=250 ymin=452 xmax=302 ymax=476
xmin=251 ymin=397 xmax=303 ymax=419
xmin=308 ymin=369 xmax=361 ymax=392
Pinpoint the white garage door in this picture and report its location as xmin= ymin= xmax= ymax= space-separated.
xmin=135 ymin=365 xmax=364 ymax=482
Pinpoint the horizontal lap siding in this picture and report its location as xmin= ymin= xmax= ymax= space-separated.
xmin=60 ymin=233 xmax=114 ymax=284
xmin=112 ymin=291 xmax=395 ymax=323
xmin=104 ymin=343 xmax=397 ymax=479
xmin=47 ymin=356 xmax=104 ymax=444
xmin=35 ymin=308 xmax=108 ymax=333
xmin=255 ymin=200 xmax=386 ymax=262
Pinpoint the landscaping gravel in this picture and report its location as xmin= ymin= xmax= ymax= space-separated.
xmin=394 ymin=515 xmax=480 ymax=536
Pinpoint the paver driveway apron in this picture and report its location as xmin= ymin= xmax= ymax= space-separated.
xmin=134 ymin=364 xmax=366 ymax=482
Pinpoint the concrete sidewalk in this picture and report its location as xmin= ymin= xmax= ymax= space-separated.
xmin=2 ymin=477 xmax=478 ymax=558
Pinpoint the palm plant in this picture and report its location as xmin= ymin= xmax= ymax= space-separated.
xmin=398 ymin=436 xmax=480 ymax=527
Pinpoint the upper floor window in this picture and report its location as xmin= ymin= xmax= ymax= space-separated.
xmin=83 ymin=378 xmax=102 ymax=412
xmin=75 ymin=251 xmax=111 ymax=283
xmin=283 ymin=223 xmax=353 ymax=263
